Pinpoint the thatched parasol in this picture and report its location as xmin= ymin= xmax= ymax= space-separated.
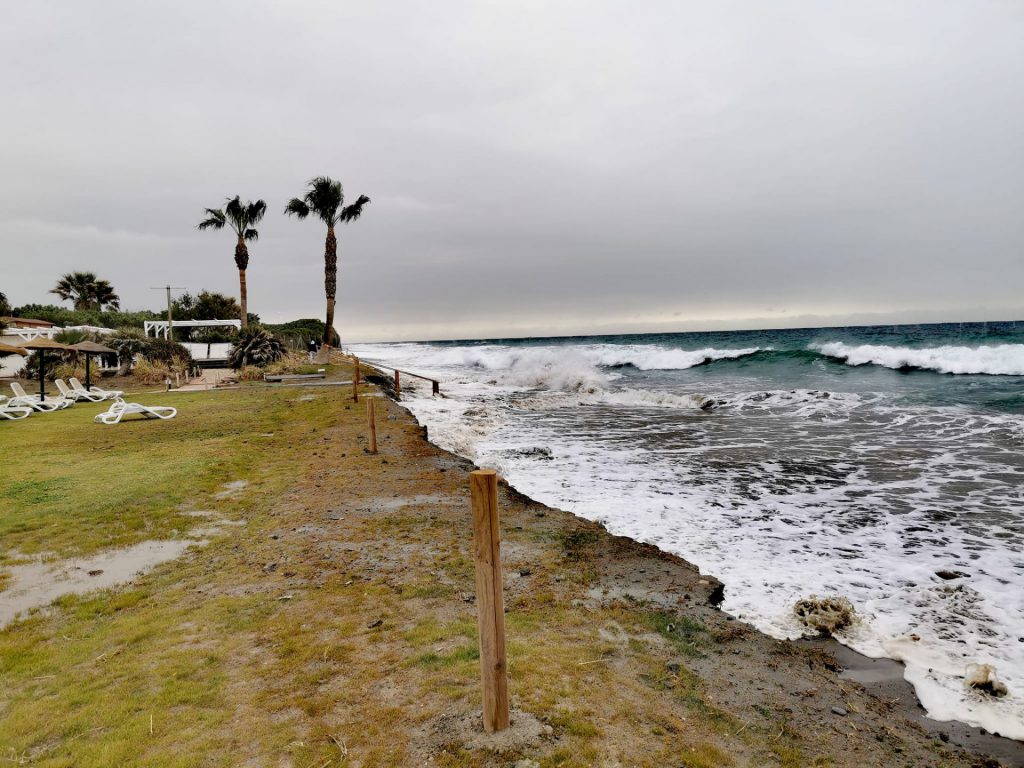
xmin=0 ymin=341 xmax=29 ymax=356
xmin=16 ymin=338 xmax=74 ymax=399
xmin=70 ymin=340 xmax=116 ymax=389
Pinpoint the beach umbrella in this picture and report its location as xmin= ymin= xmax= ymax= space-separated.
xmin=70 ymin=340 xmax=116 ymax=390
xmin=0 ymin=341 xmax=29 ymax=356
xmin=15 ymin=338 xmax=73 ymax=399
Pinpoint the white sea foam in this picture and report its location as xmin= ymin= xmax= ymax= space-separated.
xmin=352 ymin=338 xmax=1024 ymax=739
xmin=815 ymin=342 xmax=1024 ymax=376
xmin=580 ymin=345 xmax=764 ymax=370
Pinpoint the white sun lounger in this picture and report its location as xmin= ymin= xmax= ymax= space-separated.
xmin=0 ymin=395 xmax=33 ymax=421
xmin=70 ymin=377 xmax=123 ymax=400
xmin=55 ymin=378 xmax=107 ymax=403
xmin=94 ymin=397 xmax=177 ymax=425
xmin=8 ymin=382 xmax=75 ymax=412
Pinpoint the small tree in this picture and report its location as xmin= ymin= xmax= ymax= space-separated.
xmin=228 ymin=327 xmax=285 ymax=369
xmin=197 ymin=197 xmax=266 ymax=328
xmin=108 ymin=328 xmax=149 ymax=375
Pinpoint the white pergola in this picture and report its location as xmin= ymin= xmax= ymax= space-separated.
xmin=3 ymin=326 xmax=61 ymax=341
xmin=144 ymin=319 xmax=241 ymax=339
xmin=0 ymin=324 xmax=113 ymax=341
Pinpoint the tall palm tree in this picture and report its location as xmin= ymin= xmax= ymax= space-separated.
xmin=284 ymin=177 xmax=370 ymax=345
xmin=197 ymin=196 xmax=267 ymax=328
xmin=51 ymin=271 xmax=120 ymax=311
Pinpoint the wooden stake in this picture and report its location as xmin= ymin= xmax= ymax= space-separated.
xmin=353 ymin=356 xmax=360 ymax=402
xmin=366 ymin=399 xmax=377 ymax=454
xmin=470 ymin=469 xmax=509 ymax=732
xmin=394 ymin=370 xmax=401 ymax=398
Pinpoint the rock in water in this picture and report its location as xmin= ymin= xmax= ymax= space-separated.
xmin=793 ymin=595 xmax=856 ymax=636
xmin=965 ymin=663 xmax=1009 ymax=697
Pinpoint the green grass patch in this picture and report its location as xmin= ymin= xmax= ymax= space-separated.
xmin=0 ymin=387 xmax=338 ymax=558
xmin=647 ymin=611 xmax=706 ymax=658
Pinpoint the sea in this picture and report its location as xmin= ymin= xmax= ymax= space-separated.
xmin=350 ymin=321 xmax=1024 ymax=740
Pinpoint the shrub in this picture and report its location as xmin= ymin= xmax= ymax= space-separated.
xmin=108 ymin=328 xmax=149 ymax=374
xmin=19 ymin=351 xmax=75 ymax=382
xmin=131 ymin=356 xmax=192 ymax=385
xmin=227 ymin=327 xmax=285 ymax=369
xmin=235 ymin=365 xmax=266 ymax=382
xmin=145 ymin=338 xmax=194 ymax=367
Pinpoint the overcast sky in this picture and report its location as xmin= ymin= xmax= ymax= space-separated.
xmin=1 ymin=1 xmax=1022 ymax=341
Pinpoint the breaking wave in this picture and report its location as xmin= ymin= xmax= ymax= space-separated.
xmin=581 ymin=345 xmax=764 ymax=370
xmin=815 ymin=342 xmax=1024 ymax=376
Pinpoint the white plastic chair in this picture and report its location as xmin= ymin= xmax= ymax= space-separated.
xmin=56 ymin=378 xmax=107 ymax=403
xmin=70 ymin=377 xmax=123 ymax=400
xmin=0 ymin=395 xmax=32 ymax=420
xmin=94 ymin=397 xmax=177 ymax=425
xmin=8 ymin=382 xmax=74 ymax=412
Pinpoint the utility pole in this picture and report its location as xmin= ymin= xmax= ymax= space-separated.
xmin=150 ymin=285 xmax=186 ymax=341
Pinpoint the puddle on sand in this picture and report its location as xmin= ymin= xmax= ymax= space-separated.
xmin=0 ymin=512 xmax=244 ymax=628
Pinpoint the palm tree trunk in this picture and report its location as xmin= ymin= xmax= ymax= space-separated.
xmin=235 ymin=236 xmax=250 ymax=329
xmin=323 ymin=225 xmax=337 ymax=345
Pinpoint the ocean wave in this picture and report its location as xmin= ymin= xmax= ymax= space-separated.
xmin=814 ymin=342 xmax=1024 ymax=376
xmin=582 ymin=345 xmax=764 ymax=370
xmin=496 ymin=349 xmax=609 ymax=393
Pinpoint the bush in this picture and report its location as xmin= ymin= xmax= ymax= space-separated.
xmin=131 ymin=356 xmax=192 ymax=385
xmin=10 ymin=304 xmax=158 ymax=330
xmin=107 ymin=328 xmax=148 ymax=374
xmin=235 ymin=365 xmax=266 ymax=382
xmin=145 ymin=338 xmax=194 ymax=367
xmin=52 ymin=360 xmax=89 ymax=382
xmin=227 ymin=327 xmax=285 ymax=369
xmin=19 ymin=351 xmax=75 ymax=382
xmin=266 ymin=318 xmax=339 ymax=348
xmin=263 ymin=352 xmax=319 ymax=376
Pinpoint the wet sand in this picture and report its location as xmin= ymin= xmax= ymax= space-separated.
xmin=808 ymin=641 xmax=1024 ymax=767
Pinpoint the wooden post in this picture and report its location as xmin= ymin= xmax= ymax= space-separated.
xmin=366 ymin=398 xmax=377 ymax=454
xmin=394 ymin=370 xmax=401 ymax=398
xmin=353 ymin=356 xmax=360 ymax=402
xmin=470 ymin=469 xmax=509 ymax=733
xmin=432 ymin=379 xmax=440 ymax=396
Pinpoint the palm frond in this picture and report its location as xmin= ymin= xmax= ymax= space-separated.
xmin=247 ymin=200 xmax=267 ymax=224
xmin=243 ymin=228 xmax=259 ymax=242
xmin=339 ymin=195 xmax=371 ymax=223
xmin=284 ymin=198 xmax=311 ymax=219
xmin=302 ymin=176 xmax=343 ymax=224
xmin=197 ymin=208 xmax=226 ymax=231
xmin=224 ymin=196 xmax=247 ymax=234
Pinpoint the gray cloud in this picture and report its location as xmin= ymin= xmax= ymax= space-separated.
xmin=1 ymin=1 xmax=1022 ymax=340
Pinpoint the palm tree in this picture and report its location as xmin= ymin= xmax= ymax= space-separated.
xmin=93 ymin=280 xmax=120 ymax=311
xmin=197 ymin=196 xmax=267 ymax=328
xmin=284 ymin=177 xmax=370 ymax=345
xmin=51 ymin=272 xmax=120 ymax=311
xmin=52 ymin=272 xmax=98 ymax=310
